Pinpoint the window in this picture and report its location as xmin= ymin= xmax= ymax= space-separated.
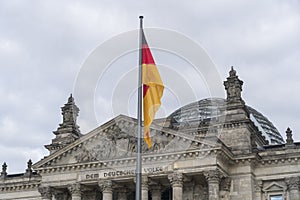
xmin=270 ymin=195 xmax=283 ymax=200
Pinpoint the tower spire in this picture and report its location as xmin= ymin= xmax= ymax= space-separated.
xmin=286 ymin=127 xmax=294 ymax=145
xmin=1 ymin=162 xmax=7 ymax=178
xmin=45 ymin=94 xmax=81 ymax=154
xmin=223 ymin=66 xmax=245 ymax=106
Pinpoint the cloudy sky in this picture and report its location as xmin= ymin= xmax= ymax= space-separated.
xmin=0 ymin=0 xmax=299 ymax=173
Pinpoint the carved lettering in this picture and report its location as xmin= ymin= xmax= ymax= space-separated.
xmin=86 ymin=173 xmax=99 ymax=179
xmin=84 ymin=166 xmax=164 ymax=179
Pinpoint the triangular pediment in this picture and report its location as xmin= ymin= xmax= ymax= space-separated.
xmin=263 ymin=182 xmax=286 ymax=192
xmin=33 ymin=115 xmax=219 ymax=169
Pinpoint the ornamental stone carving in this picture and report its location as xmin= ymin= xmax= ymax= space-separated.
xmin=98 ymin=180 xmax=113 ymax=192
xmin=223 ymin=66 xmax=244 ymax=104
xmin=254 ymin=180 xmax=263 ymax=192
xmin=38 ymin=186 xmax=53 ymax=199
xmin=25 ymin=159 xmax=33 ymax=175
xmin=286 ymin=128 xmax=294 ymax=145
xmin=68 ymin=183 xmax=82 ymax=196
xmin=286 ymin=177 xmax=300 ymax=190
xmin=204 ymin=170 xmax=221 ymax=184
xmin=168 ymin=172 xmax=183 ymax=187
xmin=45 ymin=94 xmax=81 ymax=154
xmin=73 ymin=122 xmax=198 ymax=163
xmin=1 ymin=162 xmax=7 ymax=177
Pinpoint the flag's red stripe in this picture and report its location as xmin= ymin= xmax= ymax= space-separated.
xmin=142 ymin=44 xmax=155 ymax=64
xmin=143 ymin=84 xmax=149 ymax=97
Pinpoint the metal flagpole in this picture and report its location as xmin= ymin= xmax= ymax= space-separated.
xmin=136 ymin=15 xmax=143 ymax=200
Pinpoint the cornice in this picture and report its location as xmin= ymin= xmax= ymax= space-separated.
xmin=34 ymin=147 xmax=232 ymax=175
xmin=0 ymin=181 xmax=40 ymax=192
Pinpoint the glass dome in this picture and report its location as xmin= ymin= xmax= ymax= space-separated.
xmin=167 ymin=98 xmax=284 ymax=144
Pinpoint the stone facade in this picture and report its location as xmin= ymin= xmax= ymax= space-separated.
xmin=0 ymin=68 xmax=299 ymax=200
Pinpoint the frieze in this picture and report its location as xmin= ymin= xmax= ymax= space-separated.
xmin=82 ymin=166 xmax=164 ymax=180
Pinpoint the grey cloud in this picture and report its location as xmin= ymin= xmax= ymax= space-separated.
xmin=0 ymin=0 xmax=299 ymax=173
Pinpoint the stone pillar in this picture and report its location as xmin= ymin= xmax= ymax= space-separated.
xmin=151 ymin=185 xmax=161 ymax=200
xmin=141 ymin=176 xmax=149 ymax=200
xmin=168 ymin=172 xmax=183 ymax=200
xmin=204 ymin=170 xmax=221 ymax=200
xmin=117 ymin=188 xmax=127 ymax=200
xmin=38 ymin=186 xmax=53 ymax=200
xmin=220 ymin=177 xmax=231 ymax=200
xmin=68 ymin=183 xmax=82 ymax=200
xmin=286 ymin=177 xmax=300 ymax=200
xmin=254 ymin=180 xmax=262 ymax=200
xmin=99 ymin=180 xmax=113 ymax=200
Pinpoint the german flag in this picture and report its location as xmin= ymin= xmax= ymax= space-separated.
xmin=142 ymin=31 xmax=164 ymax=148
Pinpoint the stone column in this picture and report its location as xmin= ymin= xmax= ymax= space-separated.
xmin=68 ymin=183 xmax=82 ymax=200
xmin=141 ymin=176 xmax=149 ymax=200
xmin=99 ymin=180 xmax=113 ymax=200
xmin=151 ymin=185 xmax=161 ymax=200
xmin=168 ymin=172 xmax=183 ymax=200
xmin=220 ymin=177 xmax=231 ymax=200
xmin=38 ymin=186 xmax=53 ymax=200
xmin=204 ymin=170 xmax=221 ymax=200
xmin=286 ymin=177 xmax=300 ymax=200
xmin=117 ymin=188 xmax=127 ymax=200
xmin=254 ymin=180 xmax=262 ymax=200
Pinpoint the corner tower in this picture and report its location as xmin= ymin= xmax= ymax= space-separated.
xmin=220 ymin=67 xmax=268 ymax=154
xmin=45 ymin=94 xmax=81 ymax=154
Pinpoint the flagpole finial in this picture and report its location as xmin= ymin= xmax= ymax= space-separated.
xmin=139 ymin=16 xmax=144 ymax=19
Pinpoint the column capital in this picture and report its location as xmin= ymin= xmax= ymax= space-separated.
xmin=68 ymin=183 xmax=82 ymax=196
xmin=168 ymin=172 xmax=183 ymax=187
xmin=98 ymin=180 xmax=113 ymax=193
xmin=204 ymin=170 xmax=222 ymax=184
xmin=38 ymin=186 xmax=53 ymax=199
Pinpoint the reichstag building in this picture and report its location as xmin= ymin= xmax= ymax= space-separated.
xmin=1 ymin=68 xmax=299 ymax=200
